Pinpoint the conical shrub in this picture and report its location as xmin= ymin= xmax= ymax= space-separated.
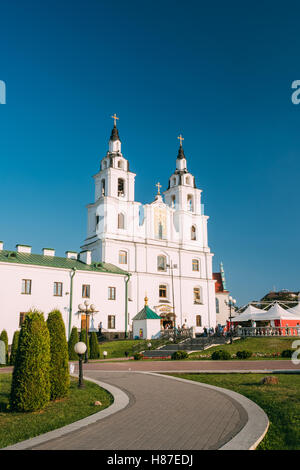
xmin=79 ymin=328 xmax=90 ymax=358
xmin=68 ymin=326 xmax=79 ymax=360
xmin=47 ymin=310 xmax=70 ymax=400
xmin=90 ymin=332 xmax=100 ymax=359
xmin=10 ymin=330 xmax=20 ymax=366
xmin=10 ymin=310 xmax=51 ymax=411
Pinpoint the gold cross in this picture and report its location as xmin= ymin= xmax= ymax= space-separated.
xmin=156 ymin=182 xmax=162 ymax=195
xmin=177 ymin=134 xmax=184 ymax=146
xmin=111 ymin=113 xmax=119 ymax=126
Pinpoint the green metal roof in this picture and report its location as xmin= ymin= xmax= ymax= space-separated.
xmin=0 ymin=250 xmax=129 ymax=275
xmin=132 ymin=305 xmax=161 ymax=321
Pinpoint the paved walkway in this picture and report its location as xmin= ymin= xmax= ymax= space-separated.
xmin=24 ymin=371 xmax=251 ymax=450
xmin=75 ymin=359 xmax=300 ymax=373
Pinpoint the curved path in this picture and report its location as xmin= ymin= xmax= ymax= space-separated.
xmin=76 ymin=359 xmax=300 ymax=373
xmin=14 ymin=370 xmax=268 ymax=451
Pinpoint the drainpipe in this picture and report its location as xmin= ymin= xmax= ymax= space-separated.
xmin=68 ymin=267 xmax=77 ymax=340
xmin=125 ymin=273 xmax=131 ymax=339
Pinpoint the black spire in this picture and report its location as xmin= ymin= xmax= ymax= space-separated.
xmin=177 ymin=144 xmax=186 ymax=159
xmin=110 ymin=123 xmax=121 ymax=142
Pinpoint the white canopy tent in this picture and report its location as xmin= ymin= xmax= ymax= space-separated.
xmin=231 ymin=304 xmax=265 ymax=323
xmin=287 ymin=302 xmax=300 ymax=317
xmin=232 ymin=302 xmax=300 ymax=323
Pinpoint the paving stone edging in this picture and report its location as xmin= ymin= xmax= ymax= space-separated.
xmin=2 ymin=374 xmax=130 ymax=450
xmin=143 ymin=372 xmax=269 ymax=450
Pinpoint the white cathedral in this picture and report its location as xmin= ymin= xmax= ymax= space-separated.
xmin=0 ymin=116 xmax=217 ymax=343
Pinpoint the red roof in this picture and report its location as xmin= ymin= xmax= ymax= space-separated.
xmin=213 ymin=273 xmax=229 ymax=293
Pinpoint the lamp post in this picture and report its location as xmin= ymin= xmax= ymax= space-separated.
xmin=166 ymin=260 xmax=178 ymax=340
xmin=227 ymin=296 xmax=236 ymax=344
xmin=74 ymin=341 xmax=87 ymax=388
xmin=78 ymin=300 xmax=98 ymax=363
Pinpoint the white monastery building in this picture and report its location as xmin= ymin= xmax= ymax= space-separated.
xmin=0 ymin=117 xmax=218 ymax=343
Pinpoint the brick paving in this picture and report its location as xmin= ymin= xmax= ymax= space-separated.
xmin=28 ymin=371 xmax=248 ymax=450
xmin=76 ymin=359 xmax=300 ymax=373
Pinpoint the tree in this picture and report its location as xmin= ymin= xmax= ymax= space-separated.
xmin=10 ymin=330 xmax=20 ymax=366
xmin=89 ymin=332 xmax=100 ymax=359
xmin=68 ymin=326 xmax=79 ymax=360
xmin=10 ymin=310 xmax=51 ymax=412
xmin=47 ymin=310 xmax=70 ymax=400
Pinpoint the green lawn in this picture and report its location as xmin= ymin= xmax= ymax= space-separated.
xmin=97 ymin=338 xmax=168 ymax=359
xmin=169 ymin=373 xmax=300 ymax=450
xmin=0 ymin=373 xmax=113 ymax=449
xmin=188 ymin=337 xmax=297 ymax=360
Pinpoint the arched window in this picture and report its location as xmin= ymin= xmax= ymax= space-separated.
xmin=118 ymin=213 xmax=125 ymax=229
xmin=192 ymin=259 xmax=199 ymax=272
xmin=194 ymin=286 xmax=202 ymax=304
xmin=101 ymin=179 xmax=105 ymax=196
xmin=172 ymin=177 xmax=176 ymax=186
xmin=196 ymin=315 xmax=202 ymax=327
xmin=191 ymin=225 xmax=197 ymax=240
xmin=186 ymin=176 xmax=191 ymax=185
xmin=157 ymin=255 xmax=167 ymax=272
xmin=119 ymin=250 xmax=127 ymax=264
xmin=118 ymin=178 xmax=125 ymax=197
xmin=117 ymin=160 xmax=123 ymax=169
xmin=102 ymin=160 xmax=107 ymax=170
xmin=171 ymin=195 xmax=176 ymax=208
xmin=216 ymin=297 xmax=220 ymax=314
xmin=187 ymin=195 xmax=193 ymax=212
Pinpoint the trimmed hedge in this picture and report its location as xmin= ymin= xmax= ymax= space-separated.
xmin=10 ymin=330 xmax=20 ymax=366
xmin=211 ymin=349 xmax=231 ymax=360
xmin=68 ymin=326 xmax=79 ymax=360
xmin=281 ymin=349 xmax=293 ymax=358
xmin=90 ymin=332 xmax=100 ymax=359
xmin=47 ymin=310 xmax=70 ymax=400
xmin=10 ymin=310 xmax=51 ymax=412
xmin=236 ymin=350 xmax=252 ymax=359
xmin=171 ymin=350 xmax=189 ymax=360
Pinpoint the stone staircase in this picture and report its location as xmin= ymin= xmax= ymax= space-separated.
xmin=142 ymin=335 xmax=229 ymax=358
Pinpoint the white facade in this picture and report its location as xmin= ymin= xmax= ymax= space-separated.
xmin=0 ymin=121 xmax=217 ymax=344
xmin=0 ymin=244 xmax=128 ymax=343
xmin=81 ymin=123 xmax=217 ymax=334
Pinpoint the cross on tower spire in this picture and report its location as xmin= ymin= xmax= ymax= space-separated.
xmin=177 ymin=134 xmax=184 ymax=147
xmin=156 ymin=182 xmax=162 ymax=195
xmin=111 ymin=113 xmax=119 ymax=127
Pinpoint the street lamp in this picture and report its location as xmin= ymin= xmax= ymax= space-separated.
xmin=166 ymin=260 xmax=178 ymax=340
xmin=227 ymin=296 xmax=236 ymax=344
xmin=78 ymin=300 xmax=98 ymax=363
xmin=74 ymin=341 xmax=87 ymax=388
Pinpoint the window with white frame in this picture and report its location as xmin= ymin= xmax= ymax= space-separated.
xmin=21 ymin=279 xmax=31 ymax=295
xmin=193 ymin=287 xmax=202 ymax=304
xmin=119 ymin=250 xmax=127 ymax=264
xmin=54 ymin=282 xmax=63 ymax=296
xmin=108 ymin=315 xmax=116 ymax=329
xmin=192 ymin=259 xmax=199 ymax=272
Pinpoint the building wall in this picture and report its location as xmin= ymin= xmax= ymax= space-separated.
xmin=0 ymin=262 xmax=127 ymax=343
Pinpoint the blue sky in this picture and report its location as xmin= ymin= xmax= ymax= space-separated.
xmin=0 ymin=0 xmax=299 ymax=306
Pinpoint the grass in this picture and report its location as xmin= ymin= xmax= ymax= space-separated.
xmin=97 ymin=338 xmax=169 ymax=359
xmin=0 ymin=373 xmax=113 ymax=449
xmin=188 ymin=337 xmax=297 ymax=360
xmin=168 ymin=372 xmax=300 ymax=450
